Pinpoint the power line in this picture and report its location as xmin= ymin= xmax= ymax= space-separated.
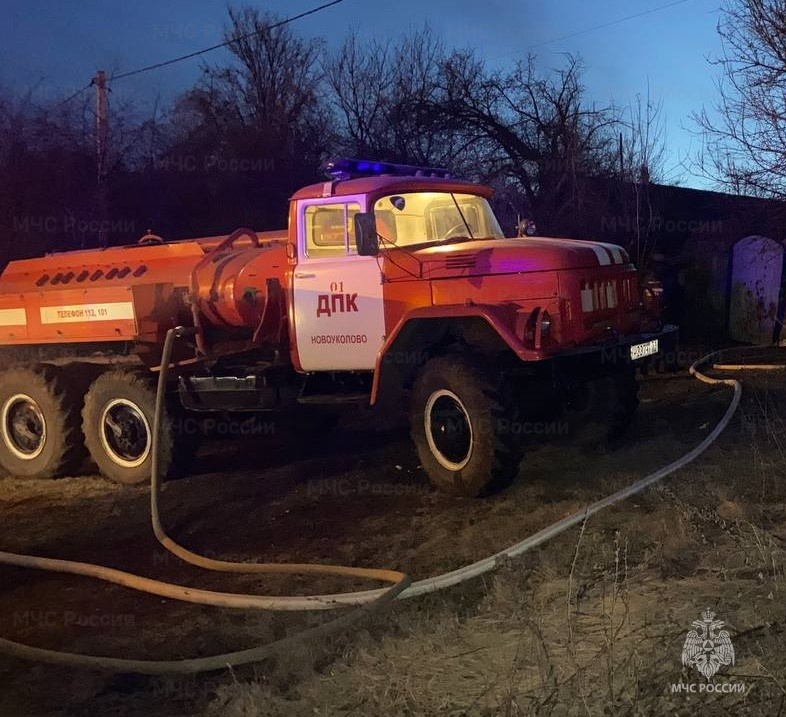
xmin=42 ymin=0 xmax=348 ymax=111
xmin=110 ymin=0 xmax=349 ymax=82
xmin=48 ymin=82 xmax=93 ymax=111
xmin=534 ymin=0 xmax=692 ymax=48
xmin=495 ymin=0 xmax=693 ymax=59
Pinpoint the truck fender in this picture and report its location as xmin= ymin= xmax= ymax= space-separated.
xmin=370 ymin=305 xmax=536 ymax=404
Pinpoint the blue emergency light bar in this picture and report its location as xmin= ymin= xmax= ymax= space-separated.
xmin=325 ymin=158 xmax=452 ymax=181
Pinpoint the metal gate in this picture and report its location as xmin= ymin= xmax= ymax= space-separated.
xmin=729 ymin=235 xmax=784 ymax=344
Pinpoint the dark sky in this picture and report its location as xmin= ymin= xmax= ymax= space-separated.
xmin=0 ymin=0 xmax=723 ymax=187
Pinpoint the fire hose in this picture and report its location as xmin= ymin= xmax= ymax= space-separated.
xmin=0 ymin=336 xmax=747 ymax=673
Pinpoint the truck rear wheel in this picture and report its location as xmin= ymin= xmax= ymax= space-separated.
xmin=411 ymin=355 xmax=523 ymax=497
xmin=82 ymin=370 xmax=193 ymax=485
xmin=0 ymin=366 xmax=86 ymax=478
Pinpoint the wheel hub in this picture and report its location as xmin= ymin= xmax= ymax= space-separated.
xmin=424 ymin=389 xmax=473 ymax=471
xmin=1 ymin=394 xmax=46 ymax=460
xmin=99 ymin=399 xmax=151 ymax=468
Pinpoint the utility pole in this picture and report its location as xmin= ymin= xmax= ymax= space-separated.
xmin=95 ymin=70 xmax=108 ymax=248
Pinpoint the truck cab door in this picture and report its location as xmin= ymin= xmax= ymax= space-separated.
xmin=292 ymin=196 xmax=385 ymax=371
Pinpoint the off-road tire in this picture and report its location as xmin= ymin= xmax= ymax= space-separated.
xmin=563 ymin=369 xmax=640 ymax=449
xmin=82 ymin=370 xmax=196 ymax=485
xmin=411 ymin=355 xmax=523 ymax=497
xmin=0 ymin=365 xmax=87 ymax=478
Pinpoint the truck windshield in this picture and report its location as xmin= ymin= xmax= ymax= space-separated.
xmin=373 ymin=192 xmax=504 ymax=247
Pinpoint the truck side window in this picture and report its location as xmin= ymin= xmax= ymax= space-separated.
xmin=304 ymin=202 xmax=360 ymax=258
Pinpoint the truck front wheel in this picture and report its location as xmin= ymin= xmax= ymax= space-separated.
xmin=82 ymin=370 xmax=193 ymax=485
xmin=0 ymin=366 xmax=86 ymax=478
xmin=411 ymin=355 xmax=522 ymax=497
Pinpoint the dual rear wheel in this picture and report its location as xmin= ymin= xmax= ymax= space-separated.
xmin=0 ymin=366 xmax=85 ymax=478
xmin=0 ymin=366 xmax=192 ymax=484
xmin=82 ymin=370 xmax=193 ymax=485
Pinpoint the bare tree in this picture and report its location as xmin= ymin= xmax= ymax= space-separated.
xmin=693 ymin=0 xmax=786 ymax=196
xmin=435 ymin=52 xmax=621 ymax=236
xmin=172 ymin=6 xmax=329 ymax=173
xmin=619 ymin=90 xmax=667 ymax=267
xmin=329 ymin=38 xmax=650 ymax=239
xmin=161 ymin=6 xmax=331 ymax=232
xmin=622 ymin=90 xmax=666 ymax=184
xmin=0 ymin=86 xmax=106 ymax=255
xmin=325 ymin=26 xmax=462 ymax=166
xmin=325 ymin=34 xmax=392 ymax=156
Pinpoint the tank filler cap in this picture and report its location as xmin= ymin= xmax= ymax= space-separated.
xmin=138 ymin=230 xmax=165 ymax=245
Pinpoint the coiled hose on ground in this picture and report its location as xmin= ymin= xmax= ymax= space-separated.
xmin=0 ymin=337 xmax=745 ymax=673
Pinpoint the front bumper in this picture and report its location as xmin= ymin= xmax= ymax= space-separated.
xmin=551 ymin=323 xmax=679 ymax=377
xmin=571 ymin=323 xmax=677 ymax=361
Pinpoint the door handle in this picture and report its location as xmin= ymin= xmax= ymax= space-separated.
xmin=294 ymin=272 xmax=316 ymax=279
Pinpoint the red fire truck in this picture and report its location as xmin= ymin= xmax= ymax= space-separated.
xmin=0 ymin=159 xmax=675 ymax=496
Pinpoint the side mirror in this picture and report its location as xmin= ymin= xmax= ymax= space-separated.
xmin=354 ymin=212 xmax=379 ymax=256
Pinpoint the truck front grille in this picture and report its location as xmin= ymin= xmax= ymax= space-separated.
xmin=443 ymin=254 xmax=476 ymax=270
xmin=580 ymin=279 xmax=618 ymax=312
xmin=579 ymin=276 xmax=637 ymax=314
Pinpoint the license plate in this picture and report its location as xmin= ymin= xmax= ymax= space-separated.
xmin=630 ymin=339 xmax=659 ymax=361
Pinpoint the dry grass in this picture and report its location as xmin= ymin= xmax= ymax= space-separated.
xmin=3 ymin=373 xmax=786 ymax=715
xmin=202 ymin=374 xmax=786 ymax=717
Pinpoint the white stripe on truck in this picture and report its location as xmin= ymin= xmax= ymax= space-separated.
xmin=0 ymin=308 xmax=27 ymax=326
xmin=588 ymin=244 xmax=611 ymax=266
xmin=597 ymin=242 xmax=625 ymax=264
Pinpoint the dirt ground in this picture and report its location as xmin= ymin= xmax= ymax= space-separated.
xmin=1 ymin=361 xmax=786 ymax=716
